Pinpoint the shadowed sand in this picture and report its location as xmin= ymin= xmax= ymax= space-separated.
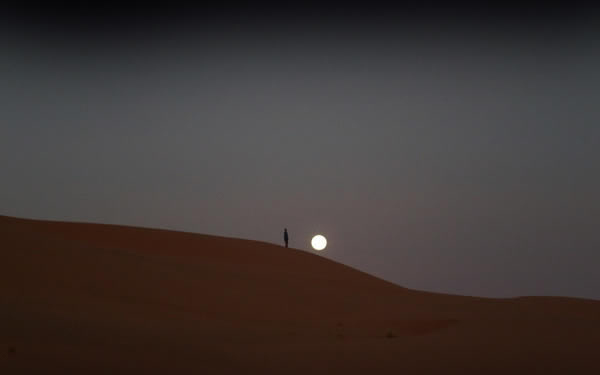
xmin=1 ymin=215 xmax=599 ymax=374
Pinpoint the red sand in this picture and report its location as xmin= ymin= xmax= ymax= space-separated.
xmin=1 ymin=215 xmax=599 ymax=374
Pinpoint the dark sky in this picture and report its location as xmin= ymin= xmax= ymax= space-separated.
xmin=2 ymin=4 xmax=599 ymax=298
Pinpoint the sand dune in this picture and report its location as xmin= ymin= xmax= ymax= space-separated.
xmin=1 ymin=215 xmax=599 ymax=374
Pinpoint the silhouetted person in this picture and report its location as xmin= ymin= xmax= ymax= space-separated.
xmin=283 ymin=228 xmax=289 ymax=248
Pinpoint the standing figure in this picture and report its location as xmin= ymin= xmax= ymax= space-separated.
xmin=283 ymin=228 xmax=289 ymax=248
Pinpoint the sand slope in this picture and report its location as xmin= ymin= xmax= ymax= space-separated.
xmin=1 ymin=215 xmax=599 ymax=374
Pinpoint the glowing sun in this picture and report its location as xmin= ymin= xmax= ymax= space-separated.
xmin=311 ymin=235 xmax=327 ymax=251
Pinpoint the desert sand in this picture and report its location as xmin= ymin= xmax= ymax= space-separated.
xmin=1 ymin=215 xmax=599 ymax=374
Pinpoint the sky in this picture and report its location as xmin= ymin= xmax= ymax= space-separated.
xmin=1 ymin=4 xmax=599 ymax=299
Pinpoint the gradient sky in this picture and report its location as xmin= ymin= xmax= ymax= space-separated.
xmin=2 ymin=4 xmax=599 ymax=298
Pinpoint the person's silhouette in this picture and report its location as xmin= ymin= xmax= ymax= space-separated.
xmin=283 ymin=228 xmax=289 ymax=248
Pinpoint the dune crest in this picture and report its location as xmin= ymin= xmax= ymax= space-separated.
xmin=1 ymin=215 xmax=599 ymax=374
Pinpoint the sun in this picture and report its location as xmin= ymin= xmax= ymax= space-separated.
xmin=311 ymin=235 xmax=327 ymax=251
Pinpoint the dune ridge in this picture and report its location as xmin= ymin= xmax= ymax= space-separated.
xmin=1 ymin=215 xmax=599 ymax=374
